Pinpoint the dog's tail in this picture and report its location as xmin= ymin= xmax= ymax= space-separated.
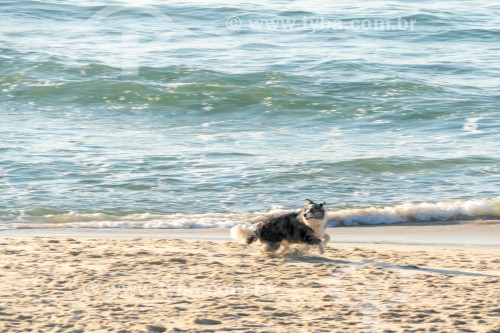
xmin=230 ymin=223 xmax=258 ymax=244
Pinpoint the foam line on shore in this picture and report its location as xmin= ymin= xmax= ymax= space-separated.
xmin=2 ymin=197 xmax=499 ymax=230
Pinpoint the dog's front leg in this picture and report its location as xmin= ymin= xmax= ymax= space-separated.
xmin=303 ymin=234 xmax=324 ymax=254
xmin=319 ymin=241 xmax=325 ymax=254
xmin=323 ymin=233 xmax=330 ymax=244
xmin=318 ymin=234 xmax=330 ymax=254
xmin=312 ymin=232 xmax=329 ymax=254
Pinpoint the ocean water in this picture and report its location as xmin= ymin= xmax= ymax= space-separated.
xmin=1 ymin=0 xmax=499 ymax=229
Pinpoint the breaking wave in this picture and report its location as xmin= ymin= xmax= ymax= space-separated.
xmin=3 ymin=197 xmax=499 ymax=230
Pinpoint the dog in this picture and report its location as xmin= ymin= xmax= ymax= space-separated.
xmin=231 ymin=199 xmax=330 ymax=254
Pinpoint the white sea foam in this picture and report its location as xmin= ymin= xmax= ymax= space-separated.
xmin=5 ymin=197 xmax=500 ymax=229
xmin=330 ymin=197 xmax=500 ymax=226
xmin=16 ymin=212 xmax=257 ymax=229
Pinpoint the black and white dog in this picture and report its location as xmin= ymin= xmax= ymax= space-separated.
xmin=231 ymin=199 xmax=330 ymax=254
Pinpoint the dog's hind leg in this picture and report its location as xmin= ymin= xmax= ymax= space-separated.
xmin=260 ymin=241 xmax=281 ymax=253
xmin=278 ymin=240 xmax=290 ymax=254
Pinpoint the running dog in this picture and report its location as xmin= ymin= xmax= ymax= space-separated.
xmin=231 ymin=199 xmax=330 ymax=254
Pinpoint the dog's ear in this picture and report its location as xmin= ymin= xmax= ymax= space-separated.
xmin=305 ymin=199 xmax=315 ymax=204
xmin=319 ymin=202 xmax=326 ymax=207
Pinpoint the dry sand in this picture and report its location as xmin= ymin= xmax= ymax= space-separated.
xmin=0 ymin=235 xmax=498 ymax=332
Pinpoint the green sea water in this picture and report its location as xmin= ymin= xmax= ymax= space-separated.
xmin=1 ymin=0 xmax=499 ymax=228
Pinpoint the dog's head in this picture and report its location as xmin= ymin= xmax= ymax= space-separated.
xmin=302 ymin=199 xmax=327 ymax=220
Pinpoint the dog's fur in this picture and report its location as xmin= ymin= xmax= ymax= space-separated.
xmin=231 ymin=199 xmax=330 ymax=254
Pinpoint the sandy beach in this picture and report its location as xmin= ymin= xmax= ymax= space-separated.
xmin=0 ymin=224 xmax=499 ymax=333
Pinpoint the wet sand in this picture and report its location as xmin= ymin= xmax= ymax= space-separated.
xmin=1 ymin=219 xmax=499 ymax=245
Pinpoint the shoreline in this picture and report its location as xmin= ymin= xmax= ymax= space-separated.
xmin=1 ymin=220 xmax=499 ymax=246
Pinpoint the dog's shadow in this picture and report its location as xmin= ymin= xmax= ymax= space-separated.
xmin=285 ymin=254 xmax=352 ymax=265
xmin=266 ymin=246 xmax=353 ymax=264
xmin=282 ymin=253 xmax=498 ymax=278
